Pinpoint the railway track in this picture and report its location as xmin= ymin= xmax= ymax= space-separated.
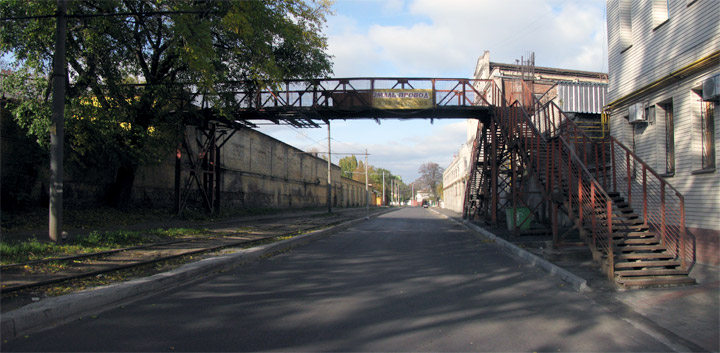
xmin=0 ymin=208 xmax=385 ymax=295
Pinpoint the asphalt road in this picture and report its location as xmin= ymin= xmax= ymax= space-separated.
xmin=3 ymin=207 xmax=674 ymax=352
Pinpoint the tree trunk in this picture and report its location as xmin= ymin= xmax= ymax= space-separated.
xmin=106 ymin=162 xmax=136 ymax=210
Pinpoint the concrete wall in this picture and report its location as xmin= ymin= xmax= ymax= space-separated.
xmin=134 ymin=126 xmax=368 ymax=210
xmin=1 ymin=111 xmax=367 ymax=211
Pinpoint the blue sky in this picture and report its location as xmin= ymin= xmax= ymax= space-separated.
xmin=258 ymin=0 xmax=608 ymax=183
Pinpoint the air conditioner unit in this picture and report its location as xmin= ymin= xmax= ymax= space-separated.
xmin=702 ymin=74 xmax=720 ymax=102
xmin=628 ymin=102 xmax=647 ymax=124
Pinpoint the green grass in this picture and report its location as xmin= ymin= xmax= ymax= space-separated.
xmin=0 ymin=228 xmax=206 ymax=265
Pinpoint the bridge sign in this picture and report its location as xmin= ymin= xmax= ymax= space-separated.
xmin=372 ymin=89 xmax=433 ymax=109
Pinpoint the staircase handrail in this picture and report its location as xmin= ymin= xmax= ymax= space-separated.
xmin=462 ymin=135 xmax=481 ymax=219
xmin=505 ymin=85 xmax=617 ymax=277
xmin=518 ymin=79 xmax=689 ymax=270
xmin=462 ymin=80 xmax=504 ymax=220
xmin=603 ymin=136 xmax=689 ymax=268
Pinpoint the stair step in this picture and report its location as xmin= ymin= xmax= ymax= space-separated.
xmin=616 ymin=269 xmax=689 ymax=277
xmin=615 ymin=238 xmax=661 ymax=245
xmin=614 ymin=224 xmax=650 ymax=232
xmin=612 ymin=219 xmax=646 ymax=226
xmin=614 ymin=260 xmax=681 ymax=268
xmin=616 ymin=252 xmax=675 ymax=260
xmin=613 ymin=230 xmax=657 ymax=238
xmin=616 ymin=276 xmax=696 ymax=288
xmin=614 ymin=244 xmax=666 ymax=252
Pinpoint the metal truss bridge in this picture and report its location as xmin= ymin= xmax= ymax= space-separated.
xmin=213 ymin=78 xmax=502 ymax=128
xmin=185 ymin=76 xmax=694 ymax=289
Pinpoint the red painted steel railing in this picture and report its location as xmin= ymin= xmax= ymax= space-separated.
xmin=495 ymin=99 xmax=616 ymax=276
xmin=519 ymin=80 xmax=690 ymax=269
xmin=601 ymin=138 xmax=689 ymax=267
xmin=229 ymin=78 xmax=503 ymax=110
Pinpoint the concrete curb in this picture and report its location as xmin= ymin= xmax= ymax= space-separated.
xmin=430 ymin=209 xmax=589 ymax=293
xmin=1 ymin=209 xmax=396 ymax=341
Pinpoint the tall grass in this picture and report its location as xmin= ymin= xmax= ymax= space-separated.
xmin=0 ymin=228 xmax=203 ymax=265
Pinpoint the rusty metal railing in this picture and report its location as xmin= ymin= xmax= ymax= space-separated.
xmin=601 ymin=138 xmax=689 ymax=267
xmin=518 ymin=80 xmax=690 ymax=270
xmin=495 ymin=98 xmax=616 ymax=276
xmin=228 ymin=78 xmax=502 ymax=110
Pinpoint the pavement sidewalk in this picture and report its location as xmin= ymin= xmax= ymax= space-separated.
xmin=434 ymin=207 xmax=719 ymax=353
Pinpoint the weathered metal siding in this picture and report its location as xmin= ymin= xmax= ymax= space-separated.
xmin=557 ymin=82 xmax=607 ymax=114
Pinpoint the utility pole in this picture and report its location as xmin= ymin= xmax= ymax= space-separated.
xmin=412 ymin=184 xmax=414 ymax=206
xmin=382 ymin=171 xmax=385 ymax=206
xmin=391 ymin=178 xmax=395 ymax=206
xmin=49 ymin=0 xmax=67 ymax=243
xmin=327 ymin=122 xmax=331 ymax=214
xmin=365 ymin=149 xmax=369 ymax=219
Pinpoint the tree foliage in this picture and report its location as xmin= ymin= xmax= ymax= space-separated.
xmin=0 ymin=0 xmax=333 ymax=207
xmin=416 ymin=162 xmax=443 ymax=201
xmin=338 ymin=155 xmax=358 ymax=179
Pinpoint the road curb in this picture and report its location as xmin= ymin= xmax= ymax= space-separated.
xmin=1 ymin=209 xmax=396 ymax=341
xmin=430 ymin=209 xmax=589 ymax=293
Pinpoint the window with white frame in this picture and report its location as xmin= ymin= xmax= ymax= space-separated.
xmin=652 ymin=0 xmax=669 ymax=28
xmin=618 ymin=0 xmax=633 ymax=51
xmin=659 ymin=101 xmax=675 ymax=174
xmin=701 ymin=100 xmax=716 ymax=170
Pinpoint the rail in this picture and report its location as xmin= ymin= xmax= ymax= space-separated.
xmin=601 ymin=137 xmax=689 ymax=267
xmin=227 ymin=78 xmax=503 ymax=111
xmin=496 ymin=99 xmax=616 ymax=276
xmin=519 ymin=80 xmax=690 ymax=270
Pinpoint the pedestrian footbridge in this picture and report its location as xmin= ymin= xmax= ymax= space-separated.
xmin=193 ymin=76 xmax=694 ymax=289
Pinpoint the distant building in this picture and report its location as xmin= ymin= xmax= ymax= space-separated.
xmin=442 ymin=51 xmax=608 ymax=214
xmin=605 ymin=0 xmax=719 ymax=265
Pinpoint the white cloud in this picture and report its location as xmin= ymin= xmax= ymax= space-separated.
xmin=382 ymin=0 xmax=405 ymax=15
xmin=261 ymin=1 xmax=609 ymax=183
xmin=326 ymin=0 xmax=607 ymax=76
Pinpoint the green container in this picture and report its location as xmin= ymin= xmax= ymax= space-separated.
xmin=505 ymin=207 xmax=532 ymax=231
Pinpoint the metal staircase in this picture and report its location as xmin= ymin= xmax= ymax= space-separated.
xmin=463 ymin=80 xmax=695 ymax=288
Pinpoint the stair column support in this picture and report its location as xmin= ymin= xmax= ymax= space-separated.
xmin=661 ymin=182 xmax=667 ymax=250
xmin=578 ymin=172 xmax=584 ymax=227
xmin=549 ymin=140 xmax=555 ymax=195
xmin=535 ymin=133 xmax=541 ymax=175
xmin=680 ymin=196 xmax=687 ymax=269
xmin=643 ymin=166 xmax=648 ymax=225
xmin=607 ymin=199 xmax=615 ymax=279
xmin=626 ymin=150 xmax=632 ymax=205
xmin=511 ymin=149 xmax=518 ymax=235
xmin=611 ymin=141 xmax=617 ymax=193
xmin=591 ymin=183 xmax=597 ymax=256
xmin=490 ymin=119 xmax=499 ymax=226
xmin=566 ymin=149 xmax=574 ymax=221
xmin=596 ymin=141 xmax=604 ymax=189
xmin=552 ymin=200 xmax=559 ymax=248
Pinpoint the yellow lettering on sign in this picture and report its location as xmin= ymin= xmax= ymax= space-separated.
xmin=371 ymin=89 xmax=433 ymax=109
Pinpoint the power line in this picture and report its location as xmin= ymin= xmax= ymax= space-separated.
xmin=330 ymin=137 xmax=365 ymax=154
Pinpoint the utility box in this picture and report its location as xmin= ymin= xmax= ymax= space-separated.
xmin=505 ymin=207 xmax=532 ymax=231
xmin=628 ymin=102 xmax=648 ymax=124
xmin=702 ymin=74 xmax=720 ymax=102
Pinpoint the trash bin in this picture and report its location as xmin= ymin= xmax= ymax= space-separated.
xmin=505 ymin=207 xmax=532 ymax=231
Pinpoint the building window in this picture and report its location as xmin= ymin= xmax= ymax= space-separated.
xmin=619 ymin=0 xmax=633 ymax=51
xmin=661 ymin=102 xmax=675 ymax=174
xmin=652 ymin=0 xmax=669 ymax=28
xmin=701 ymin=101 xmax=716 ymax=170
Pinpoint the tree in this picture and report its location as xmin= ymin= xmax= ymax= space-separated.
xmin=352 ymin=161 xmax=367 ymax=183
xmin=0 ymin=0 xmax=333 ymax=208
xmin=416 ymin=162 xmax=444 ymax=201
xmin=338 ymin=155 xmax=358 ymax=179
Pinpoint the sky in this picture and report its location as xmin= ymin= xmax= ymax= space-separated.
xmin=257 ymin=0 xmax=609 ymax=183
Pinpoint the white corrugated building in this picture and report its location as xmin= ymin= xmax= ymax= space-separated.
xmin=605 ymin=0 xmax=719 ymax=265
